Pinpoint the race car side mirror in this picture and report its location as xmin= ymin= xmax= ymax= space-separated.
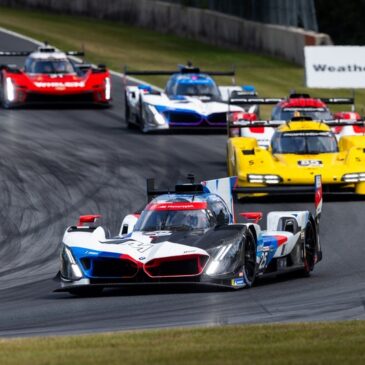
xmin=78 ymin=214 xmax=101 ymax=226
xmin=240 ymin=212 xmax=263 ymax=224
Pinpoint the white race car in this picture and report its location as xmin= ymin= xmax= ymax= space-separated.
xmin=55 ymin=175 xmax=322 ymax=296
xmin=124 ymin=64 xmax=259 ymax=132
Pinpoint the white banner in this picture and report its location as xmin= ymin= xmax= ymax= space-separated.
xmin=305 ymin=46 xmax=365 ymax=88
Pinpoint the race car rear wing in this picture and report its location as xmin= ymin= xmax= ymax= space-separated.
xmin=227 ymin=117 xmax=365 ymax=137
xmin=146 ymin=175 xmax=204 ymax=202
xmin=124 ymin=65 xmax=235 ymax=77
xmin=0 ymin=51 xmax=32 ymax=57
xmin=229 ymin=91 xmax=282 ymax=105
xmin=229 ymin=90 xmax=354 ymax=106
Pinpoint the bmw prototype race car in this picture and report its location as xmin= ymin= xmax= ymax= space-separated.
xmin=124 ymin=64 xmax=258 ymax=132
xmin=55 ymin=175 xmax=322 ymax=296
xmin=0 ymin=44 xmax=111 ymax=107
xmin=227 ymin=114 xmax=365 ymax=195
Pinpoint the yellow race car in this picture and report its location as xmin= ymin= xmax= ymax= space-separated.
xmin=227 ymin=116 xmax=365 ymax=195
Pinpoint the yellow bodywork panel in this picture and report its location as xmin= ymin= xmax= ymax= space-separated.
xmin=226 ymin=120 xmax=365 ymax=194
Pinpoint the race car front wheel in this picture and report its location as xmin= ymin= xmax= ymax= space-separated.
xmin=124 ymin=94 xmax=134 ymax=129
xmin=242 ymin=229 xmax=257 ymax=287
xmin=0 ymin=78 xmax=12 ymax=109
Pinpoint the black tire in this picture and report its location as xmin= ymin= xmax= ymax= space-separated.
xmin=0 ymin=77 xmax=11 ymax=109
xmin=124 ymin=94 xmax=133 ymax=129
xmin=241 ymin=229 xmax=257 ymax=287
xmin=301 ymin=220 xmax=316 ymax=276
xmin=68 ymin=287 xmax=104 ymax=297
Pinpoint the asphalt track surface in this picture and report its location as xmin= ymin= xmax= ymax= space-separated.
xmin=0 ymin=30 xmax=364 ymax=338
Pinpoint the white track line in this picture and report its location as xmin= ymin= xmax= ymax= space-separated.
xmin=0 ymin=26 xmax=163 ymax=91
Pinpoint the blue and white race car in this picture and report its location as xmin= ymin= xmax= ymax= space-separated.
xmin=124 ymin=64 xmax=258 ymax=132
xmin=55 ymin=175 xmax=322 ymax=296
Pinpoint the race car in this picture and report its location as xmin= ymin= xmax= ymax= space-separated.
xmin=331 ymin=111 xmax=365 ymax=138
xmin=0 ymin=44 xmax=111 ymax=107
xmin=124 ymin=63 xmax=258 ymax=132
xmin=227 ymin=115 xmax=365 ymax=195
xmin=228 ymin=91 xmax=359 ymax=145
xmin=55 ymin=175 xmax=322 ymax=296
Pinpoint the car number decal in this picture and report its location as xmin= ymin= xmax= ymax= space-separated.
xmin=298 ymin=160 xmax=323 ymax=167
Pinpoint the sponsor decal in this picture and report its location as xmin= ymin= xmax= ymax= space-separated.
xmin=147 ymin=202 xmax=207 ymax=211
xmin=283 ymin=132 xmax=331 ymax=137
xmin=298 ymin=160 xmax=323 ymax=167
xmin=145 ymin=231 xmax=171 ymax=238
xmin=283 ymin=107 xmax=325 ymax=112
xmin=258 ymin=251 xmax=269 ymax=270
xmin=231 ymin=278 xmax=245 ymax=286
xmin=125 ymin=241 xmax=153 ymax=253
xmin=34 ymin=81 xmax=85 ymax=88
xmin=85 ymin=251 xmax=98 ymax=255
xmin=106 ymin=238 xmax=154 ymax=253
xmin=305 ymin=46 xmax=365 ymax=88
xmin=312 ymin=64 xmax=365 ymax=72
xmin=139 ymin=256 xmax=146 ymax=260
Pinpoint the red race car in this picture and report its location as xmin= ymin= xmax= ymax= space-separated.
xmin=0 ymin=44 xmax=111 ymax=108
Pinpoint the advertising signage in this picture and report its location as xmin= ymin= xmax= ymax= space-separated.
xmin=305 ymin=46 xmax=365 ymax=88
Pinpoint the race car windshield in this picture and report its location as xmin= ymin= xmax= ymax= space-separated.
xmin=174 ymin=83 xmax=220 ymax=98
xmin=134 ymin=209 xmax=213 ymax=232
xmin=271 ymin=131 xmax=338 ymax=154
xmin=26 ymin=59 xmax=75 ymax=74
xmin=276 ymin=109 xmax=332 ymax=121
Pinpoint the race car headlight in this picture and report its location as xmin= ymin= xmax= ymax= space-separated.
xmin=5 ymin=77 xmax=15 ymax=102
xmin=104 ymin=77 xmax=111 ymax=100
xmin=342 ymin=173 xmax=365 ymax=182
xmin=60 ymin=244 xmax=83 ymax=280
xmin=148 ymin=105 xmax=166 ymax=125
xmin=205 ymin=240 xmax=242 ymax=276
xmin=247 ymin=174 xmax=282 ymax=184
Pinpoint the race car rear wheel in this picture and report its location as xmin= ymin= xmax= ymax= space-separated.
xmin=242 ymin=229 xmax=257 ymax=287
xmin=301 ymin=220 xmax=316 ymax=276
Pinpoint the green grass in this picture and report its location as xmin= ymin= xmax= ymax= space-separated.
xmin=0 ymin=5 xmax=363 ymax=117
xmin=0 ymin=322 xmax=364 ymax=365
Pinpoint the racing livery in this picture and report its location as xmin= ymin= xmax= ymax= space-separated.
xmin=124 ymin=64 xmax=258 ymax=132
xmin=228 ymin=91 xmax=360 ymax=145
xmin=55 ymin=176 xmax=322 ymax=296
xmin=227 ymin=116 xmax=365 ymax=195
xmin=0 ymin=44 xmax=111 ymax=107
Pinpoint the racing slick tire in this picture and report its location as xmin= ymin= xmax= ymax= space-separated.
xmin=68 ymin=287 xmax=104 ymax=297
xmin=124 ymin=94 xmax=134 ymax=129
xmin=0 ymin=77 xmax=13 ymax=109
xmin=241 ymin=229 xmax=257 ymax=288
xmin=301 ymin=220 xmax=317 ymax=276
